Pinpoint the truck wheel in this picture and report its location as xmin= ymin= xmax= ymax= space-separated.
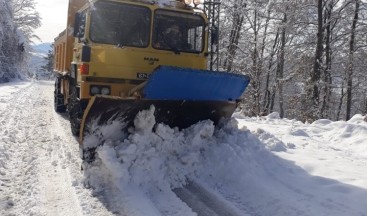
xmin=54 ymin=79 xmax=66 ymax=113
xmin=68 ymin=86 xmax=82 ymax=136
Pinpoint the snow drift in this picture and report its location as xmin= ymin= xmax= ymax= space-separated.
xmin=82 ymin=108 xmax=367 ymax=216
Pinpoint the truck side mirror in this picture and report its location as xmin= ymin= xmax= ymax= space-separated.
xmin=74 ymin=12 xmax=85 ymax=38
xmin=211 ymin=26 xmax=219 ymax=45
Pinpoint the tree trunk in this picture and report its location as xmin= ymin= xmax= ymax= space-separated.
xmin=336 ymin=82 xmax=345 ymax=120
xmin=320 ymin=0 xmax=334 ymax=119
xmin=345 ymin=0 xmax=360 ymax=120
xmin=307 ymin=0 xmax=323 ymax=121
xmin=277 ymin=13 xmax=287 ymax=118
xmin=258 ymin=4 xmax=272 ymax=114
xmin=251 ymin=8 xmax=260 ymax=115
xmin=263 ymin=30 xmax=279 ymax=114
xmin=363 ymin=96 xmax=367 ymax=116
xmin=224 ymin=1 xmax=245 ymax=72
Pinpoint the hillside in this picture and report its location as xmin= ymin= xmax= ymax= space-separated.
xmin=29 ymin=43 xmax=52 ymax=79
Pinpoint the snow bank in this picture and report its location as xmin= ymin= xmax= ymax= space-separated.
xmin=82 ymin=106 xmax=276 ymax=215
xmin=82 ymin=108 xmax=367 ymax=215
xmin=84 ymin=106 xmax=217 ymax=190
xmin=311 ymin=114 xmax=367 ymax=155
xmin=225 ymin=113 xmax=367 ymax=215
xmin=83 ymin=106 xmax=230 ymax=215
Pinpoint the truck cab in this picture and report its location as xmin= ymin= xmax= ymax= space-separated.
xmin=53 ymin=0 xmax=209 ymax=135
xmin=54 ymin=0 xmax=208 ymax=100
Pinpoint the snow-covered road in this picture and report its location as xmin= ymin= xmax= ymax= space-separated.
xmin=0 ymin=81 xmax=366 ymax=216
xmin=0 ymin=81 xmax=111 ymax=216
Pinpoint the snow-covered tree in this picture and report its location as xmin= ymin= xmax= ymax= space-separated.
xmin=41 ymin=43 xmax=54 ymax=73
xmin=0 ymin=0 xmax=23 ymax=82
xmin=11 ymin=0 xmax=41 ymax=43
xmin=217 ymin=0 xmax=367 ymax=121
xmin=0 ymin=0 xmax=41 ymax=82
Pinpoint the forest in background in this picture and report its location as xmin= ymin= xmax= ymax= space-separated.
xmin=1 ymin=0 xmax=366 ymax=122
xmin=219 ymin=0 xmax=367 ymax=121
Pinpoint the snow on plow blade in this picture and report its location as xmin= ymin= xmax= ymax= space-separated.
xmin=81 ymin=97 xmax=238 ymax=138
xmin=80 ymin=66 xmax=250 ymax=144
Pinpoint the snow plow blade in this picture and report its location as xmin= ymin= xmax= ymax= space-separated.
xmin=80 ymin=97 xmax=239 ymax=161
xmin=81 ymin=97 xmax=239 ymax=139
xmin=79 ymin=66 xmax=250 ymax=161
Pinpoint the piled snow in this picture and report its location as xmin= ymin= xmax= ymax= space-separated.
xmin=83 ymin=109 xmax=367 ymax=216
xmin=83 ymin=106 xmax=223 ymax=215
xmin=254 ymin=128 xmax=288 ymax=152
xmin=234 ymin=113 xmax=367 ymax=215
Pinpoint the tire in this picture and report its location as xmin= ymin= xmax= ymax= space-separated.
xmin=54 ymin=79 xmax=66 ymax=113
xmin=68 ymin=85 xmax=82 ymax=136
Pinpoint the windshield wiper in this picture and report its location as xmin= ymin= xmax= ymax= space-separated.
xmin=117 ymin=43 xmax=125 ymax=48
xmin=170 ymin=46 xmax=181 ymax=55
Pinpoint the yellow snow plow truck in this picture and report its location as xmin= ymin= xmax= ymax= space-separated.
xmin=53 ymin=0 xmax=250 ymax=161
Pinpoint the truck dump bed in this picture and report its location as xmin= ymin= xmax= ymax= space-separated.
xmin=54 ymin=0 xmax=87 ymax=73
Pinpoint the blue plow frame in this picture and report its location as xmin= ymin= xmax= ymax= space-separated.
xmin=143 ymin=66 xmax=250 ymax=101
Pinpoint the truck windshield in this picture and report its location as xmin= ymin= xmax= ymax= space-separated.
xmin=90 ymin=1 xmax=151 ymax=47
xmin=153 ymin=10 xmax=205 ymax=53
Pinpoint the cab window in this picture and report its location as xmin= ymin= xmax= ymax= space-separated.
xmin=153 ymin=10 xmax=205 ymax=53
xmin=90 ymin=1 xmax=151 ymax=47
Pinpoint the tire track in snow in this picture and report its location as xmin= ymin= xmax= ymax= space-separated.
xmin=46 ymin=81 xmax=114 ymax=216
xmin=33 ymin=83 xmax=84 ymax=216
xmin=0 ymin=82 xmax=44 ymax=215
xmin=0 ymin=81 xmax=106 ymax=215
xmin=174 ymin=181 xmax=246 ymax=216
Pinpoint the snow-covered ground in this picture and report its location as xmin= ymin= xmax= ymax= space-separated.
xmin=0 ymin=81 xmax=366 ymax=216
xmin=0 ymin=81 xmax=112 ymax=216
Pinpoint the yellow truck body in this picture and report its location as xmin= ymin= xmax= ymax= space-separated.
xmin=54 ymin=0 xmax=208 ymax=101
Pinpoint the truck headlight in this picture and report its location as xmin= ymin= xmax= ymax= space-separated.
xmin=101 ymin=87 xmax=110 ymax=95
xmin=90 ymin=85 xmax=110 ymax=96
xmin=90 ymin=86 xmax=100 ymax=95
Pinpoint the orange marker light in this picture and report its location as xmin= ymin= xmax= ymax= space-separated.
xmin=80 ymin=64 xmax=89 ymax=75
